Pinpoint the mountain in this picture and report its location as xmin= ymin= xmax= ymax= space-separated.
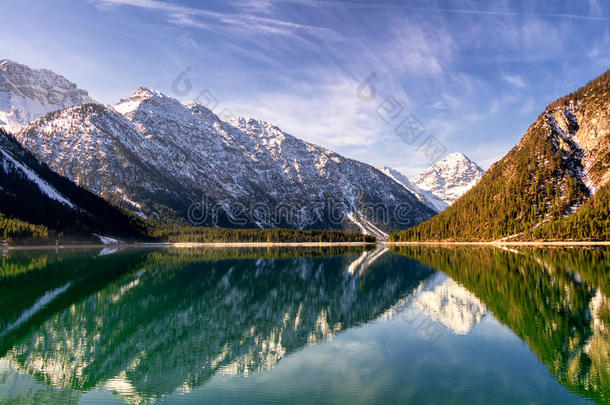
xmin=411 ymin=152 xmax=484 ymax=206
xmin=378 ymin=153 xmax=484 ymax=213
xmin=378 ymin=166 xmax=448 ymax=212
xmin=391 ymin=70 xmax=610 ymax=241
xmin=16 ymin=85 xmax=436 ymax=239
xmin=0 ymin=59 xmax=94 ymax=133
xmin=0 ymin=127 xmax=146 ymax=243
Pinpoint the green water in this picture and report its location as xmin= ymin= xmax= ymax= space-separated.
xmin=0 ymin=245 xmax=608 ymax=404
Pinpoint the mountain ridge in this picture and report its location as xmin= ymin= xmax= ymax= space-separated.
xmin=0 ymin=59 xmax=95 ymax=133
xmin=14 ymin=74 xmax=436 ymax=239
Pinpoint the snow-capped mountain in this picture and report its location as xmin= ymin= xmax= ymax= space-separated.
xmin=0 ymin=59 xmax=94 ymax=133
xmin=378 ymin=166 xmax=448 ymax=212
xmin=16 ymin=84 xmax=435 ymax=238
xmin=412 ymin=152 xmax=484 ymax=206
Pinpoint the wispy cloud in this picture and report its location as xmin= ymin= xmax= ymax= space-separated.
xmin=399 ymin=4 xmax=610 ymax=22
xmin=225 ymin=73 xmax=385 ymax=149
xmin=84 ymin=0 xmax=607 ymax=173
xmin=502 ymin=73 xmax=526 ymax=88
xmin=95 ymin=0 xmax=338 ymax=38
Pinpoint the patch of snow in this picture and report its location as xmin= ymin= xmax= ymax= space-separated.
xmin=93 ymin=234 xmax=119 ymax=245
xmin=0 ymin=147 xmax=75 ymax=208
xmin=346 ymin=211 xmax=389 ymax=240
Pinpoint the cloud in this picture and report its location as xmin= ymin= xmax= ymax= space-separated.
xmin=399 ymin=4 xmax=610 ymax=22
xmin=224 ymin=73 xmax=387 ymax=149
xmin=431 ymin=100 xmax=447 ymax=110
xmin=502 ymin=73 xmax=526 ymax=88
xmin=95 ymin=0 xmax=338 ymax=39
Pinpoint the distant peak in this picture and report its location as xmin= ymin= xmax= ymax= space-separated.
xmin=429 ymin=152 xmax=483 ymax=172
xmin=130 ymin=86 xmax=165 ymax=99
xmin=114 ymin=87 xmax=177 ymax=116
xmin=442 ymin=152 xmax=470 ymax=162
xmin=0 ymin=59 xmax=95 ymax=132
xmin=0 ymin=58 xmax=22 ymax=68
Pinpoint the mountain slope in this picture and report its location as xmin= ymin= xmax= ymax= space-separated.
xmin=17 ymin=86 xmax=435 ymax=238
xmin=523 ymin=182 xmax=609 ymax=241
xmin=411 ymin=152 xmax=484 ymax=206
xmin=0 ymin=128 xmax=146 ymax=243
xmin=0 ymin=59 xmax=94 ymax=133
xmin=391 ymin=69 xmax=610 ymax=241
xmin=378 ymin=166 xmax=448 ymax=212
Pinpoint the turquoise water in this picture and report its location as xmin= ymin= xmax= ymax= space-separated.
xmin=0 ymin=246 xmax=608 ymax=404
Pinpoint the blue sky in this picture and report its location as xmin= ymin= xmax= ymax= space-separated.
xmin=1 ymin=0 xmax=609 ymax=176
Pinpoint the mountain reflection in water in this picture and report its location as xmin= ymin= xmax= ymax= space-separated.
xmin=0 ymin=246 xmax=432 ymax=403
xmin=392 ymin=246 xmax=610 ymax=404
xmin=0 ymin=246 xmax=608 ymax=404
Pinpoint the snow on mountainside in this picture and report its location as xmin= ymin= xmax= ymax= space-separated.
xmin=412 ymin=152 xmax=484 ymax=206
xmin=0 ymin=128 xmax=146 ymax=241
xmin=378 ymin=166 xmax=448 ymax=212
xmin=17 ymin=84 xmax=436 ymax=238
xmin=0 ymin=59 xmax=95 ymax=133
xmin=0 ymin=142 xmax=75 ymax=209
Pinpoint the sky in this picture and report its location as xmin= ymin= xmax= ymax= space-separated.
xmin=1 ymin=0 xmax=609 ymax=176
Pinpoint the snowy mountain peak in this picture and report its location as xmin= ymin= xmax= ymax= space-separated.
xmin=0 ymin=59 xmax=95 ymax=133
xmin=18 ymin=85 xmax=436 ymax=237
xmin=114 ymin=87 xmax=181 ymax=116
xmin=434 ymin=152 xmax=478 ymax=171
xmin=412 ymin=152 xmax=484 ymax=206
xmin=445 ymin=151 xmax=469 ymax=161
xmin=378 ymin=166 xmax=448 ymax=212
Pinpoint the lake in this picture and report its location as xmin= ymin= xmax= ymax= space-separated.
xmin=0 ymin=245 xmax=608 ymax=404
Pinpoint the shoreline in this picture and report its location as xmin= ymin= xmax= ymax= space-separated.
xmin=1 ymin=241 xmax=377 ymax=250
xmin=2 ymin=240 xmax=609 ymax=250
xmin=385 ymin=241 xmax=610 ymax=246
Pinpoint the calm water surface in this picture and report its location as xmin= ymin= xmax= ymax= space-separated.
xmin=0 ymin=245 xmax=608 ymax=404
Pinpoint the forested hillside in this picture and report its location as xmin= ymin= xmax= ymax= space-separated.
xmin=391 ymin=70 xmax=610 ymax=241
